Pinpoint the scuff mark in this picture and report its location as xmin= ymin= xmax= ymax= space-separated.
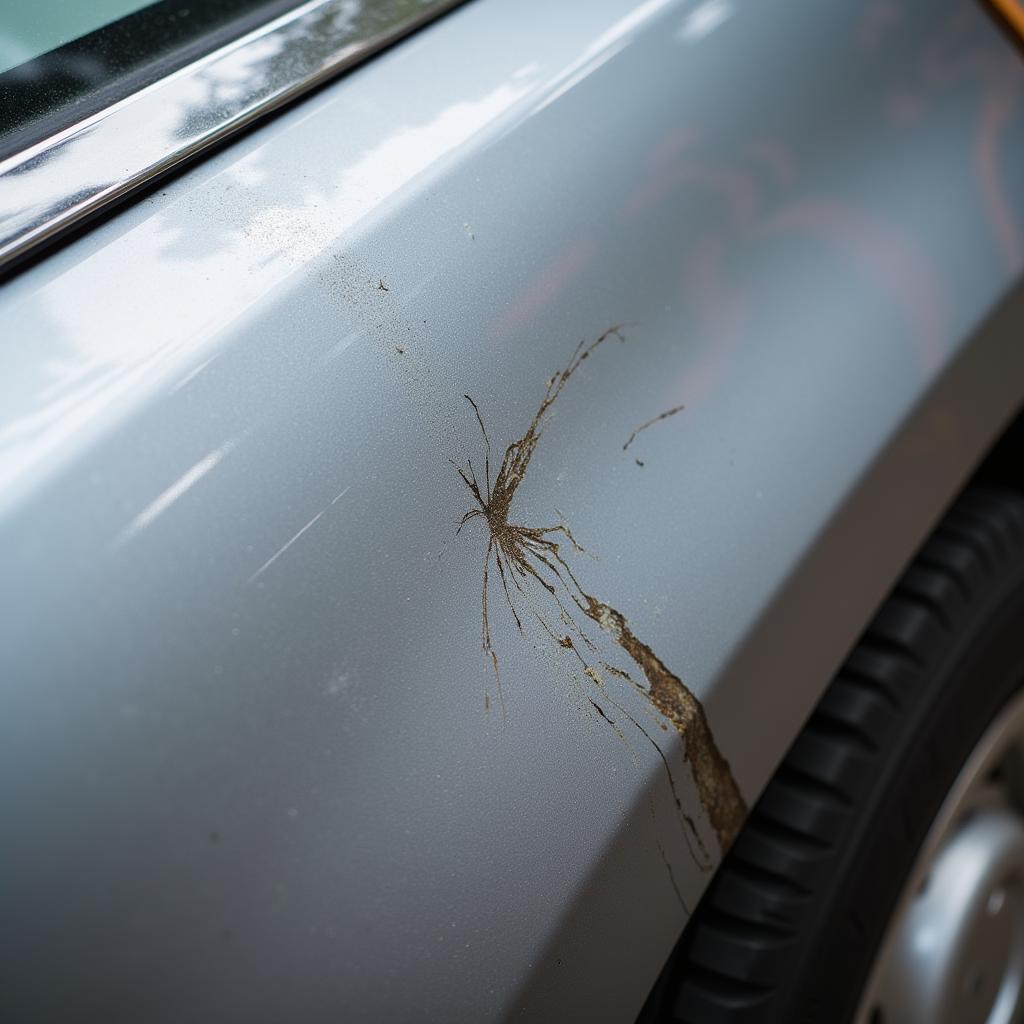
xmin=451 ymin=328 xmax=746 ymax=874
xmin=622 ymin=404 xmax=684 ymax=451
xmin=378 ymin=278 xmax=389 ymax=292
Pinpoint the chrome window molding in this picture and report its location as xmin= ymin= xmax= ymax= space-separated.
xmin=0 ymin=0 xmax=468 ymax=273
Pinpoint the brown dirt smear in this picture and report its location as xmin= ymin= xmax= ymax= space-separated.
xmin=451 ymin=326 xmax=747 ymax=859
xmin=582 ymin=596 xmax=746 ymax=852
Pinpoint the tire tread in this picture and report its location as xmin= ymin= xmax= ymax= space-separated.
xmin=655 ymin=486 xmax=1024 ymax=1023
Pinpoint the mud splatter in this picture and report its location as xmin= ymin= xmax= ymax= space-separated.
xmin=582 ymin=596 xmax=746 ymax=852
xmin=451 ymin=328 xmax=746 ymax=865
xmin=622 ymin=404 xmax=684 ymax=451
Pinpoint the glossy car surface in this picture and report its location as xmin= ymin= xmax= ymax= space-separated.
xmin=2 ymin=0 xmax=1023 ymax=1020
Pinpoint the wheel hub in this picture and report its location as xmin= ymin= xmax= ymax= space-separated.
xmin=856 ymin=693 xmax=1024 ymax=1024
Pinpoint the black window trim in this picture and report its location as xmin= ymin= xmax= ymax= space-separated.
xmin=0 ymin=0 xmax=469 ymax=274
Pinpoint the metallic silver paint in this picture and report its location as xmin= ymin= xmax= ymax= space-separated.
xmin=0 ymin=0 xmax=467 ymax=270
xmin=0 ymin=0 xmax=1023 ymax=1020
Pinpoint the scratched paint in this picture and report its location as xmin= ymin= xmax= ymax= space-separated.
xmin=451 ymin=327 xmax=747 ymax=876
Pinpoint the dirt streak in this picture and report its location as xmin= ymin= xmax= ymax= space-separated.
xmin=622 ymin=404 xmax=685 ymax=451
xmin=452 ymin=327 xmax=747 ymax=864
xmin=582 ymin=595 xmax=746 ymax=852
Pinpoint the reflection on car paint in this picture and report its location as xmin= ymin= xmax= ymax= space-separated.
xmin=452 ymin=326 xmax=747 ymax=898
xmin=114 ymin=437 xmax=240 ymax=546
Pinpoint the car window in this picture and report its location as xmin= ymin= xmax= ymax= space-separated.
xmin=0 ymin=1 xmax=303 ymax=160
xmin=2 ymin=3 xmax=157 ymax=72
xmin=0 ymin=0 xmax=463 ymax=272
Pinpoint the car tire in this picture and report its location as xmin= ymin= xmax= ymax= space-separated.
xmin=639 ymin=483 xmax=1024 ymax=1023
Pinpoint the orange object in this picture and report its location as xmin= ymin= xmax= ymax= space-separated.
xmin=990 ymin=0 xmax=1024 ymax=40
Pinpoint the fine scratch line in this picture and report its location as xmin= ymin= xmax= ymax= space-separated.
xmin=249 ymin=485 xmax=351 ymax=583
xmin=622 ymin=405 xmax=684 ymax=451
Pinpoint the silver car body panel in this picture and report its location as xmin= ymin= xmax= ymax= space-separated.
xmin=1 ymin=0 xmax=1023 ymax=1020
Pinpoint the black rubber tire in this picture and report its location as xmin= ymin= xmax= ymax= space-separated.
xmin=640 ymin=483 xmax=1024 ymax=1023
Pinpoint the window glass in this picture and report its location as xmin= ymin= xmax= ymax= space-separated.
xmin=0 ymin=0 xmax=301 ymax=160
xmin=0 ymin=3 xmax=155 ymax=75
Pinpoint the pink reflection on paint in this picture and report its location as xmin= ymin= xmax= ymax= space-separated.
xmin=624 ymin=154 xmax=759 ymax=231
xmin=920 ymin=10 xmax=1024 ymax=274
xmin=760 ymin=199 xmax=947 ymax=370
xmin=620 ymin=128 xmax=699 ymax=220
xmin=747 ymin=139 xmax=798 ymax=190
xmin=858 ymin=0 xmax=904 ymax=52
xmin=976 ymin=62 xmax=1024 ymax=273
xmin=677 ymin=230 xmax=747 ymax=406
xmin=490 ymin=238 xmax=598 ymax=338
